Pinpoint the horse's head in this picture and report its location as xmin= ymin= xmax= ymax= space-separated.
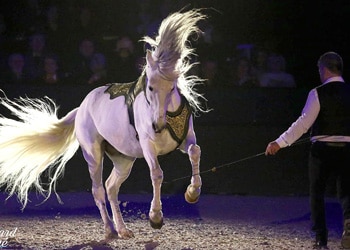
xmin=140 ymin=9 xmax=208 ymax=132
xmin=145 ymin=50 xmax=178 ymax=133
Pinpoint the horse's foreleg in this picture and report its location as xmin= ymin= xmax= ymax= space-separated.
xmin=149 ymin=163 xmax=164 ymax=229
xmin=105 ymin=151 xmax=135 ymax=239
xmin=142 ymin=143 xmax=164 ymax=229
xmin=185 ymin=144 xmax=202 ymax=203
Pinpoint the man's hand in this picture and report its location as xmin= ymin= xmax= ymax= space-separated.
xmin=265 ymin=141 xmax=281 ymax=155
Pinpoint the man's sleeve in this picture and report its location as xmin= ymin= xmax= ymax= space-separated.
xmin=276 ymin=89 xmax=320 ymax=147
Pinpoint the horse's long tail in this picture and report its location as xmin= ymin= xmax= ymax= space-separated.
xmin=0 ymin=94 xmax=79 ymax=208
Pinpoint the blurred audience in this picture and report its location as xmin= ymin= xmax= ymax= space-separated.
xmin=35 ymin=53 xmax=64 ymax=85
xmin=259 ymin=53 xmax=296 ymax=88
xmin=69 ymin=38 xmax=97 ymax=84
xmin=42 ymin=4 xmax=67 ymax=60
xmin=72 ymin=5 xmax=99 ymax=42
xmin=107 ymin=35 xmax=139 ymax=82
xmin=228 ymin=57 xmax=258 ymax=87
xmin=251 ymin=49 xmax=268 ymax=79
xmin=0 ymin=1 xmax=297 ymax=89
xmin=87 ymin=53 xmax=108 ymax=85
xmin=0 ymin=14 xmax=7 ymax=73
xmin=134 ymin=1 xmax=160 ymax=38
xmin=23 ymin=32 xmax=50 ymax=80
xmin=1 ymin=53 xmax=29 ymax=85
xmin=199 ymin=56 xmax=226 ymax=88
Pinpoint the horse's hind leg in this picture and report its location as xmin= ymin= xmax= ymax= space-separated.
xmin=80 ymin=141 xmax=117 ymax=239
xmin=184 ymin=143 xmax=202 ymax=203
xmin=105 ymin=144 xmax=135 ymax=239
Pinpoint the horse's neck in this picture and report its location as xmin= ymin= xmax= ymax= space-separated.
xmin=168 ymin=88 xmax=182 ymax=112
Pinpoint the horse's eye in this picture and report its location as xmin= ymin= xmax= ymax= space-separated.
xmin=148 ymin=86 xmax=154 ymax=92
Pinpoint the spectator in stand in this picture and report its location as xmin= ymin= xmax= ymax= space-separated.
xmin=199 ymin=56 xmax=226 ymax=88
xmin=36 ymin=53 xmax=64 ymax=85
xmin=259 ymin=53 xmax=296 ymax=88
xmin=134 ymin=0 xmax=159 ymax=38
xmin=228 ymin=56 xmax=258 ymax=87
xmin=1 ymin=53 xmax=29 ymax=85
xmin=0 ymin=14 xmax=8 ymax=74
xmin=87 ymin=53 xmax=108 ymax=86
xmin=251 ymin=48 xmax=268 ymax=79
xmin=43 ymin=4 xmax=67 ymax=61
xmin=69 ymin=38 xmax=96 ymax=84
xmin=69 ymin=4 xmax=100 ymax=49
xmin=107 ymin=35 xmax=139 ymax=82
xmin=23 ymin=32 xmax=50 ymax=81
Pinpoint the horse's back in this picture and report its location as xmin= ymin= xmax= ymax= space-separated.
xmin=75 ymin=85 xmax=143 ymax=157
xmin=77 ymin=85 xmax=127 ymax=121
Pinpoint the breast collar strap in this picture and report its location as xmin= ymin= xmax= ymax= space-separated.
xmin=165 ymin=96 xmax=192 ymax=145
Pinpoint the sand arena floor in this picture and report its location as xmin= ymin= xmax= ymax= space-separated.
xmin=0 ymin=192 xmax=345 ymax=249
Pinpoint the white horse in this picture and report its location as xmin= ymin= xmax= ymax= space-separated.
xmin=0 ymin=10 xmax=207 ymax=239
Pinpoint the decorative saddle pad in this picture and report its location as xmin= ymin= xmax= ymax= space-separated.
xmin=105 ymin=76 xmax=145 ymax=106
xmin=104 ymin=75 xmax=145 ymax=129
xmin=104 ymin=75 xmax=191 ymax=145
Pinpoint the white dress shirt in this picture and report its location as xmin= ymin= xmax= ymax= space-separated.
xmin=276 ymin=76 xmax=350 ymax=148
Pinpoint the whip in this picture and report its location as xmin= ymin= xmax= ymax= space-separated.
xmin=163 ymin=136 xmax=313 ymax=184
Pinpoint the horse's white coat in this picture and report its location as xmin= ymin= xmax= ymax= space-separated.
xmin=0 ymin=9 xmax=206 ymax=239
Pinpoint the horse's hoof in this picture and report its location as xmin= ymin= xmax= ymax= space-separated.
xmin=184 ymin=185 xmax=201 ymax=204
xmin=105 ymin=231 xmax=119 ymax=241
xmin=185 ymin=191 xmax=200 ymax=204
xmin=117 ymin=228 xmax=135 ymax=239
xmin=150 ymin=217 xmax=164 ymax=229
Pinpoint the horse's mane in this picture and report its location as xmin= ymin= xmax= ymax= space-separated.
xmin=141 ymin=9 xmax=208 ymax=114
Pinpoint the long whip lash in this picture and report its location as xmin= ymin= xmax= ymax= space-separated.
xmin=163 ymin=136 xmax=315 ymax=184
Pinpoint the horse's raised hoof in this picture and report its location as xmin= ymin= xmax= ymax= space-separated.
xmin=184 ymin=184 xmax=201 ymax=204
xmin=150 ymin=217 xmax=164 ymax=229
xmin=185 ymin=191 xmax=199 ymax=204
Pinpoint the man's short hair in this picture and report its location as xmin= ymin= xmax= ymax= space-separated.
xmin=317 ymin=51 xmax=343 ymax=74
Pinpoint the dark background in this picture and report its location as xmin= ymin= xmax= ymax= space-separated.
xmin=1 ymin=0 xmax=349 ymax=196
xmin=209 ymin=0 xmax=350 ymax=86
xmin=1 ymin=0 xmax=350 ymax=85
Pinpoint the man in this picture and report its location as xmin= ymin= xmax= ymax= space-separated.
xmin=265 ymin=52 xmax=350 ymax=249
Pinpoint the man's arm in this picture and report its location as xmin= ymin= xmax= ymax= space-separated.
xmin=265 ymin=89 xmax=320 ymax=155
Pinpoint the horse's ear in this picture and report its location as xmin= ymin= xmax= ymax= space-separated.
xmin=146 ymin=50 xmax=157 ymax=69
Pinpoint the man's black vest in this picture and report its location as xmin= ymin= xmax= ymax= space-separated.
xmin=311 ymin=81 xmax=350 ymax=137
